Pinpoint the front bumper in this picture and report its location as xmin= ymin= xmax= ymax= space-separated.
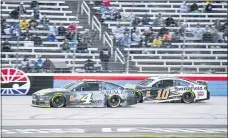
xmin=195 ymin=91 xmax=210 ymax=102
xmin=31 ymin=100 xmax=50 ymax=107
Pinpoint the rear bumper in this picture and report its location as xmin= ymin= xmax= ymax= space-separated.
xmin=127 ymin=96 xmax=137 ymax=105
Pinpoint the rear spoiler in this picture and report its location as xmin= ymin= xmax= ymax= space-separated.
xmin=195 ymin=80 xmax=208 ymax=86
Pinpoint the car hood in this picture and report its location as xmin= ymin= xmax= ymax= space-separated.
xmin=34 ymin=88 xmax=68 ymax=95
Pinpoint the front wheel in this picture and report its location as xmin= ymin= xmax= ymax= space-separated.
xmin=107 ymin=95 xmax=121 ymax=108
xmin=51 ymin=95 xmax=66 ymax=108
xmin=181 ymin=91 xmax=195 ymax=104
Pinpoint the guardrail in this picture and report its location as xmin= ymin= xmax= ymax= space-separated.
xmin=92 ymin=16 xmax=102 ymax=40
xmin=80 ymin=1 xmax=91 ymax=25
xmin=114 ymin=48 xmax=125 ymax=65
xmin=107 ymin=1 xmax=227 ymax=11
xmin=103 ymin=32 xmax=114 ymax=55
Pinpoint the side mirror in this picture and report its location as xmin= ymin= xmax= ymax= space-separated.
xmin=81 ymin=87 xmax=85 ymax=91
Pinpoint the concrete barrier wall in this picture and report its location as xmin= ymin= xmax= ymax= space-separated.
xmin=52 ymin=74 xmax=227 ymax=96
xmin=1 ymin=68 xmax=227 ymax=96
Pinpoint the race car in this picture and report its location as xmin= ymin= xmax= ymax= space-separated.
xmin=31 ymin=80 xmax=138 ymax=108
xmin=135 ymin=76 xmax=210 ymax=103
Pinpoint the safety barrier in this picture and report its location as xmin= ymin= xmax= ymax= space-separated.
xmin=1 ymin=68 xmax=227 ymax=96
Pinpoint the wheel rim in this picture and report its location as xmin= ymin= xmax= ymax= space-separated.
xmin=110 ymin=97 xmax=119 ymax=106
xmin=183 ymin=92 xmax=194 ymax=103
xmin=54 ymin=97 xmax=63 ymax=107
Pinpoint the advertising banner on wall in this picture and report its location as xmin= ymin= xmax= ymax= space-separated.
xmin=1 ymin=68 xmax=53 ymax=95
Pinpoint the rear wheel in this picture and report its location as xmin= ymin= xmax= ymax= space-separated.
xmin=107 ymin=95 xmax=121 ymax=108
xmin=181 ymin=91 xmax=195 ymax=103
xmin=51 ymin=95 xmax=66 ymax=108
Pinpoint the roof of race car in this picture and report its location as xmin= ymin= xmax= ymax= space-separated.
xmin=147 ymin=76 xmax=198 ymax=84
xmin=147 ymin=76 xmax=180 ymax=80
xmin=62 ymin=80 xmax=120 ymax=90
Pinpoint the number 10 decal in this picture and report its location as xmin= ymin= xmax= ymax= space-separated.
xmin=155 ymin=89 xmax=170 ymax=100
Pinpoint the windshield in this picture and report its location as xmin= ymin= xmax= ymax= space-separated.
xmin=179 ymin=78 xmax=197 ymax=85
xmin=62 ymin=81 xmax=83 ymax=90
xmin=138 ymin=79 xmax=154 ymax=86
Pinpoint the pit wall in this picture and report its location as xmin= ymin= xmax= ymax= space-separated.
xmin=27 ymin=73 xmax=227 ymax=96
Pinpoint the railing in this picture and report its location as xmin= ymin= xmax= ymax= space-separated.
xmin=124 ymin=48 xmax=227 ymax=73
xmin=114 ymin=48 xmax=125 ymax=65
xmin=135 ymin=64 xmax=228 ymax=73
xmin=124 ymin=48 xmax=227 ymax=53
xmin=80 ymin=1 xmax=91 ymax=25
xmin=109 ymin=1 xmax=227 ymax=9
xmin=92 ymin=16 xmax=102 ymax=40
xmin=103 ymin=32 xmax=114 ymax=55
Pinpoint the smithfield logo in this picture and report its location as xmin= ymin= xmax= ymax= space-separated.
xmin=1 ymin=68 xmax=31 ymax=95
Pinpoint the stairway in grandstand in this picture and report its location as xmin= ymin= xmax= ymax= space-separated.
xmin=85 ymin=1 xmax=137 ymax=73
xmin=62 ymin=1 xmax=126 ymax=73
xmin=85 ymin=1 xmax=128 ymax=73
xmin=89 ymin=0 xmax=227 ymax=74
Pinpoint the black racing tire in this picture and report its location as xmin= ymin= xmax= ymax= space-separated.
xmin=181 ymin=91 xmax=195 ymax=104
xmin=51 ymin=95 xmax=66 ymax=108
xmin=107 ymin=95 xmax=121 ymax=108
xmin=135 ymin=91 xmax=143 ymax=103
xmin=207 ymin=91 xmax=210 ymax=99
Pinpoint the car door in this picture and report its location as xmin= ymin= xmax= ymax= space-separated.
xmin=147 ymin=79 xmax=174 ymax=100
xmin=68 ymin=82 xmax=104 ymax=105
xmin=101 ymin=82 xmax=125 ymax=96
xmin=173 ymin=79 xmax=194 ymax=93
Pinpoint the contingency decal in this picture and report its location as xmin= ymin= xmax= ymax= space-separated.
xmin=1 ymin=68 xmax=31 ymax=95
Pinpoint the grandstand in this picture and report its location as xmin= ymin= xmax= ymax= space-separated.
xmin=1 ymin=0 xmax=227 ymax=74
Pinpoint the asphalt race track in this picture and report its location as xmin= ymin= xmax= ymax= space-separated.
xmin=1 ymin=96 xmax=227 ymax=137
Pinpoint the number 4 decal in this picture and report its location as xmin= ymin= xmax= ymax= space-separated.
xmin=80 ymin=93 xmax=93 ymax=104
xmin=155 ymin=89 xmax=170 ymax=100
